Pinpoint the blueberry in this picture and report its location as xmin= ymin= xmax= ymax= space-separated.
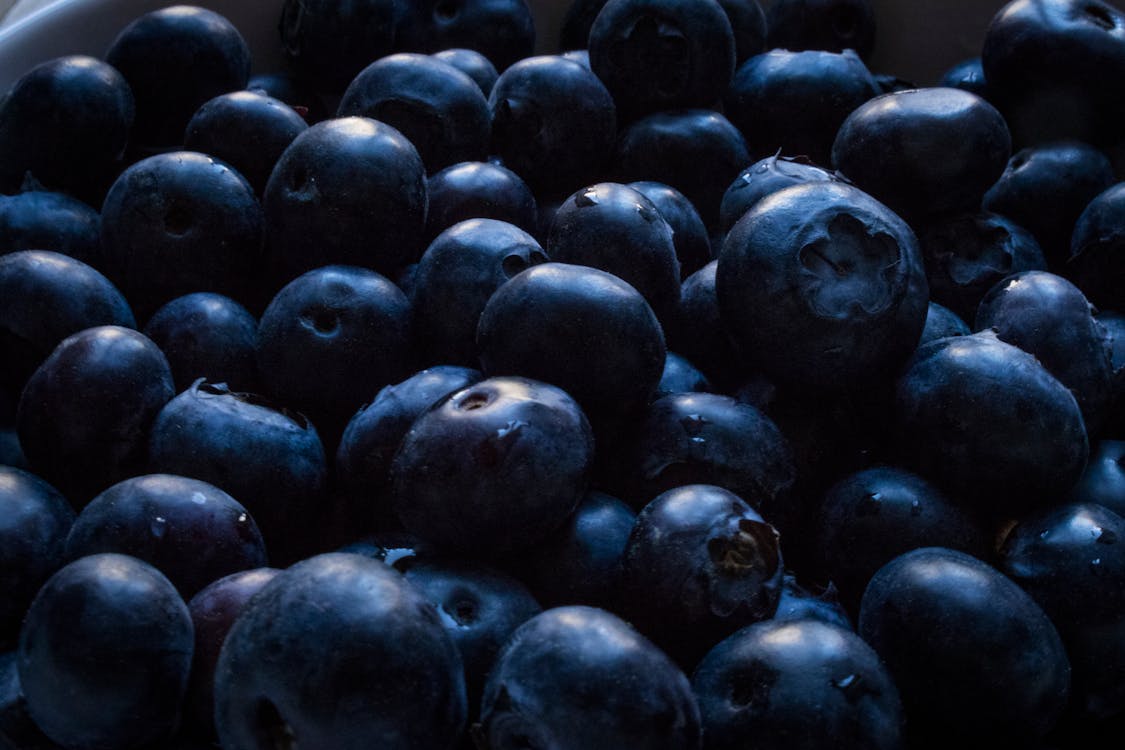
xmin=999 ymin=502 xmax=1125 ymax=721
xmin=184 ymin=90 xmax=309 ymax=196
xmin=64 ymin=473 xmax=267 ymax=600
xmin=621 ymin=392 xmax=796 ymax=531
xmin=0 ymin=55 xmax=133 ymax=201
xmin=939 ymin=57 xmax=990 ymax=99
xmin=773 ymin=574 xmax=853 ymax=629
xmin=18 ymin=554 xmax=193 ymax=749
xmin=488 ymin=55 xmax=616 ymax=199
xmin=184 ymin=568 xmax=280 ymax=739
xmin=547 ymin=182 xmax=681 ymax=324
xmin=982 ymin=141 xmax=1116 ymax=268
xmin=0 ymin=250 xmax=135 ymax=397
xmin=247 ymin=71 xmax=329 ymax=123
xmin=716 ymin=0 xmax=767 ymax=63
xmin=391 ymin=376 xmax=594 ymax=555
xmin=976 ymin=270 xmax=1113 ymax=435
xmin=656 ymin=352 xmax=713 ymax=397
xmin=588 ymin=0 xmax=735 ymax=121
xmin=338 ymin=53 xmax=491 ymax=174
xmin=477 ymin=605 xmax=701 ymax=750
xmin=412 ymin=219 xmax=546 ymax=366
xmin=143 ymin=292 xmax=260 ymax=394
xmin=717 ymin=154 xmax=843 ymax=239
xmin=667 ymin=260 xmax=741 ymax=387
xmin=717 ymin=181 xmax=929 ymax=390
xmin=401 ymin=558 xmax=541 ymax=717
xmin=725 ymin=49 xmax=878 ymax=166
xmin=0 ymin=190 xmax=101 ymax=263
xmin=622 ymin=484 xmax=783 ymax=667
xmin=766 ymin=0 xmax=876 ymax=59
xmin=0 ymin=467 xmax=73 ymax=650
xmin=414 ymin=0 xmax=536 ymax=72
xmin=611 ymin=108 xmax=749 ymax=230
xmin=917 ymin=301 xmax=970 ymax=346
xmin=256 ymin=265 xmax=414 ymax=447
xmin=432 ymin=48 xmax=500 ymax=97
xmin=516 ymin=490 xmax=637 ymax=609
xmin=477 ymin=263 xmax=666 ymax=418
xmin=859 ymin=547 xmax=1071 ymax=747
xmin=915 ymin=210 xmax=1046 ymax=324
xmin=214 ymin=553 xmax=466 ymax=749
xmin=17 ymin=326 xmax=174 ymax=506
xmin=692 ymin=619 xmax=903 ymax=750
xmin=812 ymin=465 xmax=990 ymax=612
xmin=895 ymin=331 xmax=1089 ymax=516
xmin=629 ymin=180 xmax=712 ymax=280
xmin=147 ymin=380 xmax=328 ymax=566
xmin=1069 ymin=182 xmax=1125 ymax=312
xmin=336 ymin=365 xmax=482 ymax=533
xmin=831 ymin=87 xmax=1011 ymax=222
xmin=425 ymin=160 xmax=538 ymax=242
xmin=263 ymin=117 xmax=428 ymax=283
xmin=982 ymin=0 xmax=1125 ymax=147
xmin=1070 ymin=440 xmax=1125 ymax=517
xmin=105 ymin=6 xmax=250 ymax=147
xmin=98 ymin=151 xmax=265 ymax=321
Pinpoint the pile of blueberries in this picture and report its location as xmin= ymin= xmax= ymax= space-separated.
xmin=2 ymin=0 xmax=1125 ymax=746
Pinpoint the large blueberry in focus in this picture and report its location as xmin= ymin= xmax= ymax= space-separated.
xmin=65 ymin=474 xmax=267 ymax=599
xmin=692 ymin=619 xmax=903 ymax=750
xmin=184 ymin=90 xmax=309 ymax=196
xmin=982 ymin=0 xmax=1125 ymax=147
xmin=831 ymin=87 xmax=1011 ymax=221
xmin=518 ymin=490 xmax=637 ymax=609
xmin=859 ymin=548 xmax=1070 ymax=748
xmin=611 ymin=108 xmax=749 ymax=230
xmin=425 ymin=160 xmax=537 ymax=242
xmin=105 ymin=6 xmax=250 ymax=146
xmin=724 ymin=49 xmax=878 ymax=166
xmin=391 ymin=376 xmax=594 ymax=555
xmin=184 ymin=568 xmax=280 ymax=739
xmin=0 ymin=467 xmax=73 ymax=650
xmin=1069 ymin=182 xmax=1125 ymax=312
xmin=257 ymin=265 xmax=413 ymax=445
xmin=976 ymin=270 xmax=1113 ymax=435
xmin=1000 ymin=503 xmax=1125 ymax=721
xmin=0 ymin=250 xmax=135 ymax=397
xmin=0 ymin=190 xmax=100 ymax=262
xmin=0 ymin=55 xmax=133 ymax=200
xmin=18 ymin=554 xmax=193 ymax=749
xmin=98 ymin=151 xmax=265 ymax=321
xmin=477 ymin=263 xmax=666 ymax=417
xmin=812 ymin=465 xmax=990 ymax=611
xmin=143 ymin=292 xmax=260 ymax=394
xmin=214 ymin=553 xmax=466 ymax=749
xmin=982 ymin=141 xmax=1116 ymax=268
xmin=147 ymin=380 xmax=328 ymax=566
xmin=766 ymin=0 xmax=876 ymax=59
xmin=622 ymin=392 xmax=796 ymax=529
xmin=622 ymin=484 xmax=783 ymax=668
xmin=477 ymin=605 xmax=701 ymax=750
xmin=401 ymin=558 xmax=541 ymax=715
xmin=336 ymin=365 xmax=482 ymax=532
xmin=278 ymin=0 xmax=420 ymax=93
xmin=412 ymin=219 xmax=547 ymax=366
xmin=717 ymin=181 xmax=928 ymax=390
xmin=588 ymin=0 xmax=735 ymax=120
xmin=488 ymin=55 xmax=616 ymax=199
xmin=263 ymin=117 xmax=428 ymax=283
xmin=547 ymin=182 xmax=681 ymax=324
xmin=895 ymin=331 xmax=1089 ymax=516
xmin=915 ymin=210 xmax=1047 ymax=324
xmin=16 ymin=326 xmax=174 ymax=506
xmin=338 ymin=53 xmax=491 ymax=173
